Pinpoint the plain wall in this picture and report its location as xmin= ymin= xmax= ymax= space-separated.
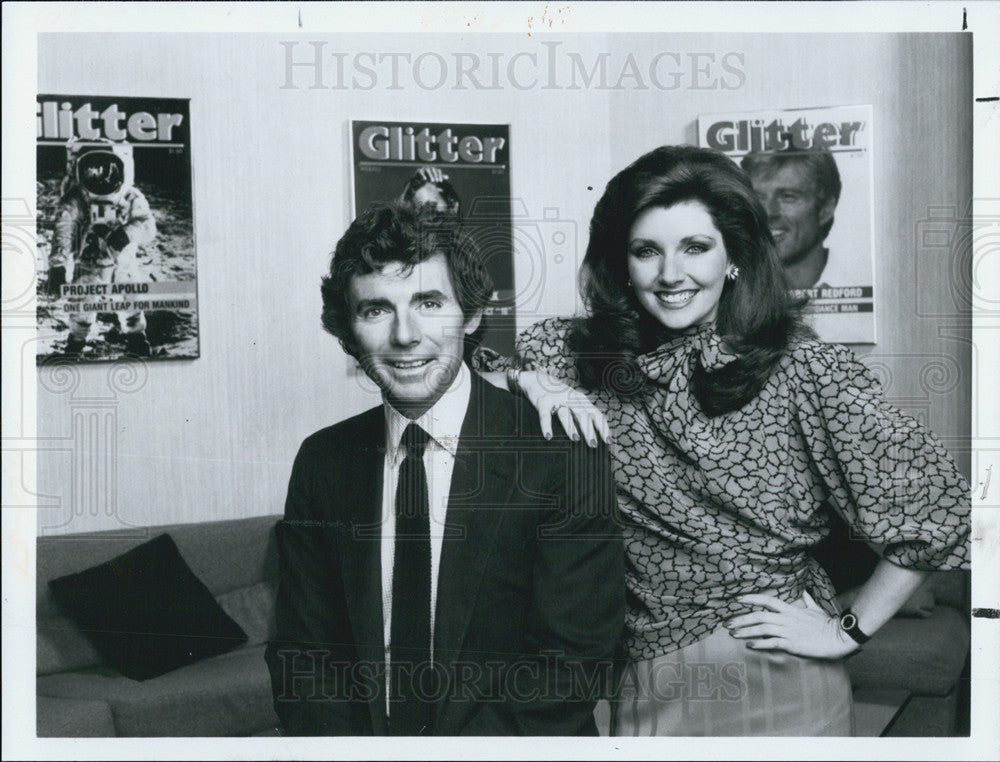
xmin=35 ymin=33 xmax=971 ymax=535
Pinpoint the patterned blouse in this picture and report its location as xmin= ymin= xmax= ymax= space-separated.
xmin=474 ymin=318 xmax=970 ymax=661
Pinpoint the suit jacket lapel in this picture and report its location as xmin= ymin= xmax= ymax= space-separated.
xmin=434 ymin=375 xmax=517 ymax=722
xmin=336 ymin=405 xmax=389 ymax=735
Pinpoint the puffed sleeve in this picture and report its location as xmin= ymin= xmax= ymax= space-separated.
xmin=472 ymin=317 xmax=582 ymax=386
xmin=515 ymin=317 xmax=581 ymax=387
xmin=794 ymin=342 xmax=970 ymax=570
xmin=470 ymin=344 xmax=514 ymax=373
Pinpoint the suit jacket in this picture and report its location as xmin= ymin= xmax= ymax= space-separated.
xmin=265 ymin=373 xmax=624 ymax=736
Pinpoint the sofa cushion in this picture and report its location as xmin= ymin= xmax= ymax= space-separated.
xmin=37 ymin=612 xmax=105 ymax=676
xmin=894 ymin=583 xmax=936 ymax=617
xmin=36 ymin=694 xmax=116 ymax=737
xmin=37 ymin=516 xmax=281 ymax=616
xmin=216 ymin=579 xmax=278 ymax=647
xmin=924 ymin=570 xmax=968 ymax=610
xmin=37 ymin=515 xmax=280 ymax=677
xmin=48 ymin=533 xmax=248 ymax=681
xmin=37 ymin=644 xmax=279 ymax=737
xmin=160 ymin=515 xmax=281 ymax=596
xmin=845 ymin=605 xmax=970 ymax=695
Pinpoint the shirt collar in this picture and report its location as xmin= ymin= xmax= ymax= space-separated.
xmin=384 ymin=363 xmax=472 ymax=463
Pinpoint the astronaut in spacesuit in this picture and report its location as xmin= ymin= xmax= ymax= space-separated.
xmin=400 ymin=166 xmax=462 ymax=215
xmin=47 ymin=138 xmax=156 ymax=356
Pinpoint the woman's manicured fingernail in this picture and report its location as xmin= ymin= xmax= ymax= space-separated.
xmin=588 ymin=437 xmax=596 ymax=447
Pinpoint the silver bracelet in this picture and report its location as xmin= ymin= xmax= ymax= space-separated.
xmin=506 ymin=366 xmax=522 ymax=395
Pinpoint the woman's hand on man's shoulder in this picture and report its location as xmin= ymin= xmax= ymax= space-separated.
xmin=515 ymin=367 xmax=610 ymax=448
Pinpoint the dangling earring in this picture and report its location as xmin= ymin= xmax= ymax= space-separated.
xmin=626 ymin=278 xmax=634 ymax=289
xmin=726 ymin=265 xmax=740 ymax=281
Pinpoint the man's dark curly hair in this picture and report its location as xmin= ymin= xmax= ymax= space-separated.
xmin=569 ymin=144 xmax=812 ymax=416
xmin=321 ymin=202 xmax=492 ymax=362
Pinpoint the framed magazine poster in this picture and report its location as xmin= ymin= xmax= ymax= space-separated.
xmin=36 ymin=95 xmax=199 ymax=362
xmin=350 ymin=119 xmax=515 ymax=357
xmin=698 ymin=105 xmax=876 ymax=344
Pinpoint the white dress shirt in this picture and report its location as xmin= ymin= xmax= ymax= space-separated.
xmin=380 ymin=364 xmax=472 ymax=711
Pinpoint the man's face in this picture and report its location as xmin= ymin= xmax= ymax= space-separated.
xmin=748 ymin=163 xmax=836 ymax=266
xmin=348 ymin=253 xmax=481 ymax=417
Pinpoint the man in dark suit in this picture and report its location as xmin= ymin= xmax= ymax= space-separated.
xmin=265 ymin=202 xmax=624 ymax=736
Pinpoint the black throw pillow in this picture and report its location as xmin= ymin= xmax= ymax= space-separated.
xmin=48 ymin=533 xmax=248 ymax=681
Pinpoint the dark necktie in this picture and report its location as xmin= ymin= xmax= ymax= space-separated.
xmin=390 ymin=423 xmax=432 ymax=735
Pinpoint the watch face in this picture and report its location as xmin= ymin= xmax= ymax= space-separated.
xmin=841 ymin=613 xmax=857 ymax=630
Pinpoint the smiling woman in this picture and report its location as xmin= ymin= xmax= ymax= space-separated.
xmin=625 ymin=202 xmax=732 ymax=333
xmin=566 ymin=145 xmax=799 ymax=416
xmin=474 ymin=144 xmax=970 ymax=736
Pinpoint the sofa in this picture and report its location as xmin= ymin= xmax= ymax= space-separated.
xmin=36 ymin=515 xmax=283 ymax=737
xmin=37 ymin=513 xmax=970 ymax=737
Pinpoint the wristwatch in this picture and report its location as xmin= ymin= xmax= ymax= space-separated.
xmin=839 ymin=607 xmax=870 ymax=645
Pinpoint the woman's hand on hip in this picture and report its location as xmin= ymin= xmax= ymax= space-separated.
xmin=725 ymin=591 xmax=859 ymax=659
xmin=516 ymin=368 xmax=610 ymax=447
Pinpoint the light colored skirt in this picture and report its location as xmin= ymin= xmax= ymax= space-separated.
xmin=611 ymin=624 xmax=854 ymax=736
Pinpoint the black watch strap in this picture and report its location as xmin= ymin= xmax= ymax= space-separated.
xmin=839 ymin=608 xmax=870 ymax=645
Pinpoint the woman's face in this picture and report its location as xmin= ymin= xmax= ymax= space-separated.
xmin=626 ymin=200 xmax=731 ymax=332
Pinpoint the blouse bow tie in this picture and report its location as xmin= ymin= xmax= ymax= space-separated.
xmin=637 ymin=323 xmax=740 ymax=384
